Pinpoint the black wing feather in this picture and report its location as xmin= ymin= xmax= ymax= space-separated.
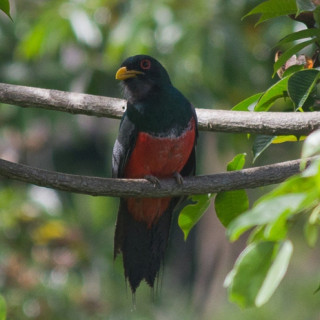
xmin=112 ymin=113 xmax=138 ymax=178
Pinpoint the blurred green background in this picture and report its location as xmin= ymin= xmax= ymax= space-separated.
xmin=0 ymin=0 xmax=319 ymax=319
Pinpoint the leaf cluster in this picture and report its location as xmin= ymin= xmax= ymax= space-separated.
xmin=179 ymin=0 xmax=320 ymax=309
xmin=0 ymin=0 xmax=11 ymax=20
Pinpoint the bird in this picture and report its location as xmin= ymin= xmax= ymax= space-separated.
xmin=112 ymin=55 xmax=198 ymax=294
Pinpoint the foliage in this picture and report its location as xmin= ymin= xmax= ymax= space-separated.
xmin=1 ymin=0 xmax=320 ymax=317
xmin=215 ymin=153 xmax=249 ymax=227
xmin=243 ymin=0 xmax=297 ymax=25
xmin=225 ymin=130 xmax=320 ymax=307
xmin=179 ymin=0 xmax=320 ymax=309
xmin=224 ymin=240 xmax=293 ymax=308
xmin=0 ymin=0 xmax=11 ymax=20
xmin=178 ymin=194 xmax=213 ymax=240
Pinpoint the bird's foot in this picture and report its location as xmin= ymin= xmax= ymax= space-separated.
xmin=144 ymin=175 xmax=161 ymax=188
xmin=173 ymin=172 xmax=184 ymax=185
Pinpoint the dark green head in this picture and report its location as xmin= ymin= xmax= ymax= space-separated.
xmin=115 ymin=55 xmax=172 ymax=103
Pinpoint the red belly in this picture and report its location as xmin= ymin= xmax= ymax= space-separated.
xmin=125 ymin=118 xmax=196 ymax=227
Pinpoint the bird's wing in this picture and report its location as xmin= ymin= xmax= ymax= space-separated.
xmin=112 ymin=112 xmax=138 ymax=178
xmin=180 ymin=104 xmax=198 ymax=177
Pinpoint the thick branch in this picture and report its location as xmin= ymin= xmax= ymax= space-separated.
xmin=0 ymin=158 xmax=306 ymax=198
xmin=1 ymin=83 xmax=320 ymax=135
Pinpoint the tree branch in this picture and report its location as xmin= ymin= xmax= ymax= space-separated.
xmin=1 ymin=82 xmax=320 ymax=135
xmin=0 ymin=157 xmax=307 ymax=198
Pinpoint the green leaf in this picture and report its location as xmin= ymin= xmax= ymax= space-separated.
xmin=288 ymin=69 xmax=320 ymax=109
xmin=252 ymin=135 xmax=277 ymax=162
xmin=248 ymin=226 xmax=267 ymax=243
xmin=304 ymin=204 xmax=320 ymax=247
xmin=227 ymin=153 xmax=247 ymax=171
xmin=277 ymin=28 xmax=320 ymax=47
xmin=263 ymin=211 xmax=288 ymax=241
xmin=314 ymin=6 xmax=320 ymax=27
xmin=0 ymin=295 xmax=6 ymax=320
xmin=305 ymin=217 xmax=319 ymax=247
xmin=0 ymin=0 xmax=12 ymax=20
xmin=296 ymin=0 xmax=317 ymax=13
xmin=243 ymin=0 xmax=297 ymax=25
xmin=232 ymin=93 xmax=263 ymax=111
xmin=215 ymin=153 xmax=249 ymax=227
xmin=227 ymin=193 xmax=309 ymax=241
xmin=215 ymin=190 xmax=249 ymax=227
xmin=272 ymin=135 xmax=306 ymax=143
xmin=282 ymin=64 xmax=305 ymax=78
xmin=254 ymin=77 xmax=290 ymax=111
xmin=225 ymin=241 xmax=293 ymax=308
xmin=224 ymin=242 xmax=276 ymax=308
xmin=273 ymin=39 xmax=316 ymax=76
xmin=178 ymin=194 xmax=213 ymax=240
xmin=255 ymin=240 xmax=293 ymax=307
xmin=265 ymin=174 xmax=314 ymax=196
xmin=301 ymin=129 xmax=320 ymax=159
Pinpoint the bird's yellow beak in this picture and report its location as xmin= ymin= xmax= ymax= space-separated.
xmin=115 ymin=67 xmax=144 ymax=80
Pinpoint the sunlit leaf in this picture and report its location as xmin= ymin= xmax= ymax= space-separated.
xmin=273 ymin=39 xmax=316 ymax=76
xmin=272 ymin=135 xmax=306 ymax=143
xmin=305 ymin=218 xmax=319 ymax=247
xmin=248 ymin=226 xmax=267 ymax=243
xmin=0 ymin=0 xmax=12 ymax=20
xmin=254 ymin=77 xmax=290 ymax=111
xmin=224 ymin=241 xmax=276 ymax=308
xmin=288 ymin=69 xmax=320 ymax=109
xmin=259 ymin=172 xmax=318 ymax=208
xmin=277 ymin=28 xmax=320 ymax=47
xmin=225 ymin=241 xmax=293 ymax=308
xmin=243 ymin=0 xmax=297 ymax=25
xmin=252 ymin=135 xmax=276 ymax=162
xmin=301 ymin=129 xmax=320 ymax=159
xmin=304 ymin=204 xmax=320 ymax=247
xmin=178 ymin=194 xmax=213 ymax=240
xmin=255 ymin=240 xmax=293 ymax=306
xmin=263 ymin=211 xmax=288 ymax=241
xmin=232 ymin=93 xmax=263 ymax=111
xmin=227 ymin=153 xmax=247 ymax=171
xmin=227 ymin=193 xmax=309 ymax=241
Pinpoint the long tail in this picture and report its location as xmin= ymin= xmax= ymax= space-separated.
xmin=114 ymin=199 xmax=175 ymax=293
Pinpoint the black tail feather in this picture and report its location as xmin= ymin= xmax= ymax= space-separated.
xmin=114 ymin=199 xmax=175 ymax=293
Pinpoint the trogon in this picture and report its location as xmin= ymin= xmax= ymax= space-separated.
xmin=112 ymin=55 xmax=198 ymax=293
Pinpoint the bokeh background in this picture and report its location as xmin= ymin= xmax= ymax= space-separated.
xmin=0 ymin=0 xmax=319 ymax=319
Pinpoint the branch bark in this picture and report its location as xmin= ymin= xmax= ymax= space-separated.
xmin=1 ymin=82 xmax=320 ymax=135
xmin=0 ymin=157 xmax=307 ymax=198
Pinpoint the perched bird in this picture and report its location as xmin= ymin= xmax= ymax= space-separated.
xmin=112 ymin=55 xmax=198 ymax=293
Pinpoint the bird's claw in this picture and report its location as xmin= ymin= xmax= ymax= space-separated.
xmin=144 ymin=175 xmax=161 ymax=188
xmin=173 ymin=172 xmax=184 ymax=185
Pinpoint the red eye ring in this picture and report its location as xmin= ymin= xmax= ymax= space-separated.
xmin=140 ymin=59 xmax=151 ymax=70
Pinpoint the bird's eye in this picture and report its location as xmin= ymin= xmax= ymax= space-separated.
xmin=140 ymin=59 xmax=151 ymax=70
